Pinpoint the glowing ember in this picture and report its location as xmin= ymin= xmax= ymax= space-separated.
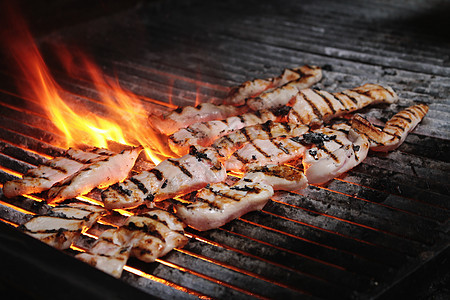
xmin=3 ymin=9 xmax=171 ymax=165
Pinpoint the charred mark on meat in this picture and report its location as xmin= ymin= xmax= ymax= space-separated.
xmin=309 ymin=149 xmax=318 ymax=159
xmin=149 ymin=169 xmax=164 ymax=181
xmin=260 ymin=120 xmax=273 ymax=138
xmin=130 ymin=178 xmax=148 ymax=195
xmin=144 ymin=193 xmax=155 ymax=202
xmin=230 ymin=185 xmax=260 ymax=192
xmin=126 ymin=222 xmax=164 ymax=241
xmin=189 ymin=146 xmax=210 ymax=161
xmin=251 ymin=141 xmax=271 ymax=158
xmin=302 ymin=132 xmax=336 ymax=146
xmin=270 ymin=105 xmax=292 ymax=117
xmin=393 ymin=115 xmax=412 ymax=123
xmin=168 ymin=159 xmax=193 ymax=178
xmin=110 ymin=183 xmax=132 ymax=196
xmin=161 ymin=179 xmax=168 ymax=189
xmin=313 ymin=89 xmax=336 ymax=115
xmin=300 ymin=90 xmax=324 ymax=119
xmin=342 ymin=91 xmax=360 ymax=105
xmin=207 ymin=187 xmax=241 ymax=201
xmin=275 ymin=142 xmax=290 ymax=154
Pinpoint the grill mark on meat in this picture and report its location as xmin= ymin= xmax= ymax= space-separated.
xmin=167 ymin=159 xmax=193 ymax=178
xmin=290 ymin=136 xmax=308 ymax=146
xmin=313 ymin=89 xmax=336 ymax=115
xmin=111 ymin=183 xmax=133 ymax=196
xmin=332 ymin=137 xmax=345 ymax=146
xmin=274 ymin=141 xmax=290 ymax=154
xmin=318 ymin=144 xmax=339 ymax=162
xmin=335 ymin=128 xmax=350 ymax=135
xmin=260 ymin=121 xmax=273 ymax=139
xmin=161 ymin=179 xmax=168 ymax=189
xmin=241 ymin=127 xmax=252 ymax=142
xmin=250 ymin=140 xmax=272 ymax=158
xmin=195 ymin=197 xmax=222 ymax=210
xmin=281 ymin=122 xmax=291 ymax=133
xmin=149 ymin=169 xmax=164 ymax=181
xmin=144 ymin=193 xmax=155 ymax=202
xmin=27 ymin=173 xmax=50 ymax=180
xmin=353 ymin=144 xmax=361 ymax=161
xmin=393 ymin=115 xmax=412 ymax=123
xmin=189 ymin=146 xmax=213 ymax=163
xmin=330 ymin=93 xmax=347 ymax=109
xmin=290 ymin=107 xmax=305 ymax=124
xmin=404 ymin=107 xmax=418 ymax=117
xmin=232 ymin=152 xmax=249 ymax=164
xmin=389 ymin=123 xmax=405 ymax=131
xmin=300 ymin=90 xmax=323 ymax=119
xmin=207 ymin=186 xmax=242 ymax=202
xmin=129 ymin=178 xmax=148 ymax=195
xmin=41 ymin=162 xmax=69 ymax=174
xmin=341 ymin=91 xmax=360 ymax=105
xmin=126 ymin=221 xmax=164 ymax=241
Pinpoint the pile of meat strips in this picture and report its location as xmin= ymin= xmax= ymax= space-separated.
xmin=2 ymin=65 xmax=428 ymax=277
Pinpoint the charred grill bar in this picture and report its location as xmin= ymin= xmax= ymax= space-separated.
xmin=0 ymin=0 xmax=449 ymax=299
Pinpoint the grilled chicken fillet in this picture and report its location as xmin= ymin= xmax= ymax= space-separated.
xmin=168 ymin=108 xmax=286 ymax=156
xmin=47 ymin=146 xmax=143 ymax=203
xmin=287 ymin=84 xmax=398 ymax=125
xmin=2 ymin=147 xmax=117 ymax=198
xmin=20 ymin=202 xmax=105 ymax=250
xmin=224 ymin=134 xmax=313 ymax=171
xmin=224 ymin=65 xmax=322 ymax=106
xmin=102 ymin=146 xmax=226 ymax=209
xmin=76 ymin=208 xmax=188 ymax=278
xmin=150 ymin=103 xmax=248 ymax=135
xmin=302 ymin=124 xmax=370 ymax=184
xmin=246 ymin=65 xmax=322 ymax=110
xmin=350 ymin=103 xmax=429 ymax=152
xmin=211 ymin=120 xmax=310 ymax=159
xmin=174 ymin=164 xmax=307 ymax=231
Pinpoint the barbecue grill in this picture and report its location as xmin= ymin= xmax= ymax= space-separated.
xmin=0 ymin=0 xmax=449 ymax=299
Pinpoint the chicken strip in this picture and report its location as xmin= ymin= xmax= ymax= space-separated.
xmin=287 ymin=84 xmax=398 ymax=125
xmin=102 ymin=146 xmax=226 ymax=209
xmin=19 ymin=202 xmax=105 ymax=250
xmin=211 ymin=120 xmax=310 ymax=159
xmin=302 ymin=124 xmax=370 ymax=184
xmin=350 ymin=103 xmax=429 ymax=152
xmin=246 ymin=65 xmax=323 ymax=110
xmin=76 ymin=208 xmax=188 ymax=278
xmin=224 ymin=133 xmax=320 ymax=171
xmin=2 ymin=147 xmax=116 ymax=198
xmin=168 ymin=108 xmax=287 ymax=156
xmin=174 ymin=164 xmax=307 ymax=231
xmin=149 ymin=103 xmax=248 ymax=135
xmin=47 ymin=146 xmax=143 ymax=203
xmin=224 ymin=65 xmax=322 ymax=106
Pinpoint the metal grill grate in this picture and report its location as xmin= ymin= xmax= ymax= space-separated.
xmin=0 ymin=0 xmax=449 ymax=299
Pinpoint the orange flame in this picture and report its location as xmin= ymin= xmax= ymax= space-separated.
xmin=3 ymin=8 xmax=171 ymax=164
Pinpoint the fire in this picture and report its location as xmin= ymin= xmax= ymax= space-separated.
xmin=3 ymin=8 xmax=172 ymax=165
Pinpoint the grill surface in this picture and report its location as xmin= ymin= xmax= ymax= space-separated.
xmin=0 ymin=0 xmax=449 ymax=299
